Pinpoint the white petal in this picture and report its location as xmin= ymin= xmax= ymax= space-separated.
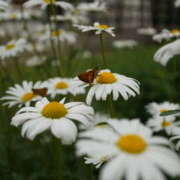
xmin=51 ymin=119 xmax=77 ymax=145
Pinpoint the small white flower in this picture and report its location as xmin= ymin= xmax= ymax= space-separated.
xmin=77 ymin=1 xmax=106 ymax=12
xmin=147 ymin=116 xmax=180 ymax=135
xmin=112 ymin=40 xmax=138 ymax=49
xmin=76 ymin=119 xmax=180 ymax=180
xmin=24 ymin=0 xmax=74 ymax=10
xmin=45 ymin=29 xmax=77 ymax=44
xmin=25 ymin=56 xmax=46 ymax=67
xmin=11 ymin=98 xmax=94 ymax=144
xmin=154 ymin=39 xmax=180 ymax=66
xmin=153 ymin=29 xmax=180 ymax=43
xmin=74 ymin=22 xmax=115 ymax=37
xmin=78 ymin=69 xmax=140 ymax=105
xmin=1 ymin=81 xmax=47 ymax=107
xmin=146 ymin=102 xmax=180 ymax=117
xmin=0 ymin=10 xmax=30 ymax=20
xmin=55 ymin=10 xmax=89 ymax=24
xmin=0 ymin=39 xmax=27 ymax=59
xmin=137 ymin=27 xmax=156 ymax=36
xmin=0 ymin=0 xmax=8 ymax=10
xmin=46 ymin=77 xmax=85 ymax=98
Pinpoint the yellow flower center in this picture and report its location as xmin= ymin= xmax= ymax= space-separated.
xmin=116 ymin=134 xmax=147 ymax=154
xmin=95 ymin=24 xmax=109 ymax=29
xmin=161 ymin=121 xmax=172 ymax=127
xmin=10 ymin=13 xmax=17 ymax=19
xmin=42 ymin=101 xmax=68 ymax=119
xmin=96 ymin=72 xmax=117 ymax=84
xmin=160 ymin=109 xmax=169 ymax=113
xmin=55 ymin=82 xmax=69 ymax=89
xmin=43 ymin=0 xmax=56 ymax=4
xmin=51 ymin=30 xmax=62 ymax=37
xmin=171 ymin=29 xmax=180 ymax=34
xmin=5 ymin=44 xmax=15 ymax=51
xmin=21 ymin=92 xmax=37 ymax=102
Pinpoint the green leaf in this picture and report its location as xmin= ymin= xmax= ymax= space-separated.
xmin=160 ymin=109 xmax=180 ymax=116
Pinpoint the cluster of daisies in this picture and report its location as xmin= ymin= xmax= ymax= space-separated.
xmin=1 ymin=1 xmax=180 ymax=180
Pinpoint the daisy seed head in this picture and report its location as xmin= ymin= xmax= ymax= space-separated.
xmin=21 ymin=92 xmax=37 ymax=102
xmin=116 ymin=134 xmax=147 ymax=154
xmin=161 ymin=121 xmax=172 ymax=127
xmin=42 ymin=101 xmax=68 ymax=119
xmin=95 ymin=24 xmax=109 ymax=30
xmin=96 ymin=72 xmax=117 ymax=84
xmin=55 ymin=82 xmax=69 ymax=89
xmin=43 ymin=0 xmax=55 ymax=4
xmin=5 ymin=43 xmax=15 ymax=50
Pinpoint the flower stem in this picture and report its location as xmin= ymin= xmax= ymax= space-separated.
xmin=52 ymin=137 xmax=64 ymax=180
xmin=99 ymin=33 xmax=107 ymax=68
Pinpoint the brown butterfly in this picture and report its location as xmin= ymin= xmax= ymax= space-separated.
xmin=78 ymin=68 xmax=99 ymax=84
xmin=32 ymin=88 xmax=48 ymax=97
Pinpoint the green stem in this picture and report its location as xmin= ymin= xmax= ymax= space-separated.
xmin=52 ymin=137 xmax=64 ymax=180
xmin=50 ymin=3 xmax=64 ymax=77
xmin=107 ymin=95 xmax=116 ymax=118
xmin=99 ymin=33 xmax=107 ymax=68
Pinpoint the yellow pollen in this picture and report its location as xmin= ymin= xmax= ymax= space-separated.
xmin=5 ymin=44 xmax=15 ymax=50
xmin=161 ymin=121 xmax=172 ymax=127
xmin=51 ymin=30 xmax=61 ymax=37
xmin=116 ymin=134 xmax=147 ymax=154
xmin=43 ymin=0 xmax=55 ymax=3
xmin=96 ymin=72 xmax=117 ymax=84
xmin=21 ymin=92 xmax=36 ymax=102
xmin=160 ymin=109 xmax=169 ymax=113
xmin=42 ymin=101 xmax=68 ymax=119
xmin=55 ymin=82 xmax=69 ymax=89
xmin=95 ymin=24 xmax=109 ymax=29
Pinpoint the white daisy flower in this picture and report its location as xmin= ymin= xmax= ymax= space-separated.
xmin=44 ymin=29 xmax=77 ymax=44
xmin=77 ymin=1 xmax=106 ymax=12
xmin=137 ymin=27 xmax=156 ymax=36
xmin=147 ymin=116 xmax=180 ymax=135
xmin=146 ymin=102 xmax=180 ymax=117
xmin=0 ymin=10 xmax=30 ymax=21
xmin=24 ymin=0 xmax=74 ymax=10
xmin=1 ymin=81 xmax=47 ymax=107
xmin=0 ymin=39 xmax=27 ymax=59
xmin=46 ymin=77 xmax=85 ymax=98
xmin=55 ymin=10 xmax=89 ymax=24
xmin=153 ymin=29 xmax=180 ymax=43
xmin=112 ymin=40 xmax=138 ymax=49
xmin=0 ymin=0 xmax=8 ymax=11
xmin=74 ymin=22 xmax=115 ymax=37
xmin=78 ymin=69 xmax=140 ymax=105
xmin=11 ymin=98 xmax=94 ymax=144
xmin=154 ymin=39 xmax=180 ymax=66
xmin=76 ymin=119 xmax=180 ymax=180
xmin=25 ymin=56 xmax=46 ymax=67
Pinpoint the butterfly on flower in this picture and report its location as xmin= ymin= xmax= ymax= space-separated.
xmin=78 ymin=68 xmax=99 ymax=84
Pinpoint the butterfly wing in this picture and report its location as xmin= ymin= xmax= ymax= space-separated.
xmin=78 ymin=69 xmax=98 ymax=83
xmin=32 ymin=88 xmax=48 ymax=96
